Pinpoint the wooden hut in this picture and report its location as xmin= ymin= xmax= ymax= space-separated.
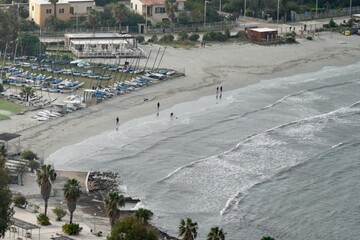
xmin=247 ymin=28 xmax=278 ymax=44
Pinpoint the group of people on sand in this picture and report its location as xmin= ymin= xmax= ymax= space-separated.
xmin=116 ymin=88 xmax=225 ymax=124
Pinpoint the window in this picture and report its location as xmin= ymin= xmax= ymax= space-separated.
xmin=130 ymin=3 xmax=133 ymax=9
xmin=70 ymin=7 xmax=74 ymax=14
xmin=135 ymin=4 xmax=137 ymax=11
xmin=155 ymin=7 xmax=165 ymax=14
xmin=32 ymin=5 xmax=34 ymax=11
xmin=86 ymin=6 xmax=92 ymax=12
xmin=46 ymin=9 xmax=52 ymax=14
xmin=59 ymin=8 xmax=64 ymax=14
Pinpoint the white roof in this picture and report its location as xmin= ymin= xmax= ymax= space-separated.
xmin=70 ymin=39 xmax=128 ymax=45
xmin=250 ymin=28 xmax=277 ymax=33
xmin=65 ymin=33 xmax=133 ymax=39
xmin=353 ymin=14 xmax=360 ymax=18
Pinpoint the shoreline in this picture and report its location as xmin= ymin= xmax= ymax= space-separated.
xmin=3 ymin=32 xmax=360 ymax=238
xmin=13 ymin=33 xmax=360 ymax=161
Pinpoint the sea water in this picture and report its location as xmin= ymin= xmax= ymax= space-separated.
xmin=48 ymin=61 xmax=360 ymax=240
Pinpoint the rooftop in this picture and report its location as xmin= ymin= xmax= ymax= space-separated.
xmin=70 ymin=39 xmax=128 ymax=45
xmin=0 ymin=132 xmax=21 ymax=142
xmin=65 ymin=33 xmax=134 ymax=39
xmin=249 ymin=28 xmax=277 ymax=33
xmin=11 ymin=217 xmax=40 ymax=230
xmin=33 ymin=0 xmax=94 ymax=5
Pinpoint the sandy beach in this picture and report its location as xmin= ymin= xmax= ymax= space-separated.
xmin=2 ymin=29 xmax=360 ymax=239
xmin=4 ymin=32 xmax=358 ymax=160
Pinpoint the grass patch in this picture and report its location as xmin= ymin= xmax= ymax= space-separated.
xmin=0 ymin=114 xmax=9 ymax=120
xmin=0 ymin=99 xmax=23 ymax=113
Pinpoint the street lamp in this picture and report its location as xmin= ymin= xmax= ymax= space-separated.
xmin=277 ymin=0 xmax=280 ymax=24
xmin=219 ymin=0 xmax=221 ymax=12
xmin=350 ymin=0 xmax=352 ymax=17
xmin=316 ymin=0 xmax=318 ymax=18
xmin=204 ymin=0 xmax=210 ymax=27
xmin=243 ymin=0 xmax=246 ymax=28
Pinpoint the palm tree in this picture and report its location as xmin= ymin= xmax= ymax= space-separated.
xmin=135 ymin=208 xmax=153 ymax=224
xmin=49 ymin=0 xmax=58 ymax=31
xmin=104 ymin=191 xmax=125 ymax=228
xmin=165 ymin=0 xmax=177 ymax=32
xmin=36 ymin=164 xmax=56 ymax=216
xmin=87 ymin=9 xmax=100 ymax=35
xmin=112 ymin=3 xmax=127 ymax=33
xmin=63 ymin=178 xmax=82 ymax=224
xmin=0 ymin=144 xmax=7 ymax=159
xmin=178 ymin=218 xmax=198 ymax=240
xmin=207 ymin=226 xmax=226 ymax=240
xmin=19 ymin=86 xmax=35 ymax=103
xmin=190 ymin=8 xmax=202 ymax=32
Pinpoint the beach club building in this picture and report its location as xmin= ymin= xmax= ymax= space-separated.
xmin=247 ymin=28 xmax=278 ymax=44
xmin=29 ymin=0 xmax=95 ymax=27
xmin=64 ymin=33 xmax=145 ymax=58
xmin=130 ymin=0 xmax=185 ymax=24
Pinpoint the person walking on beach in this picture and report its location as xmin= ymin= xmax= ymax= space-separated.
xmin=116 ymin=117 xmax=119 ymax=125
xmin=220 ymin=86 xmax=223 ymax=92
xmin=216 ymin=87 xmax=219 ymax=94
xmin=157 ymin=102 xmax=160 ymax=110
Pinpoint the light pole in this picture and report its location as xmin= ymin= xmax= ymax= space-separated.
xmin=277 ymin=0 xmax=280 ymax=24
xmin=93 ymin=213 xmax=96 ymax=233
xmin=204 ymin=0 xmax=210 ymax=27
xmin=243 ymin=0 xmax=246 ymax=28
xmin=316 ymin=0 xmax=318 ymax=18
xmin=145 ymin=4 xmax=148 ymax=33
xmin=350 ymin=0 xmax=352 ymax=17
xmin=219 ymin=0 xmax=221 ymax=12
xmin=75 ymin=5 xmax=79 ymax=32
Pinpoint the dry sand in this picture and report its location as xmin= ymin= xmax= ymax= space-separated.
xmin=9 ymin=32 xmax=359 ymax=160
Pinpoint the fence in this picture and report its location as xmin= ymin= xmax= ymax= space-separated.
xmin=35 ymin=20 xmax=240 ymax=38
xmin=294 ymin=6 xmax=360 ymax=21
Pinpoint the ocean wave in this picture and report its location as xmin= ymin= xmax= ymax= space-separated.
xmin=220 ymin=80 xmax=357 ymax=125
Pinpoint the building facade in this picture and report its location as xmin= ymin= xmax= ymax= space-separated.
xmin=29 ymin=0 xmax=95 ymax=26
xmin=130 ymin=0 xmax=185 ymax=24
xmin=247 ymin=28 xmax=278 ymax=44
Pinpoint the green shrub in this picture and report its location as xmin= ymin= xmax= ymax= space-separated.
xmin=28 ymin=202 xmax=40 ymax=213
xmin=189 ymin=33 xmax=200 ymax=42
xmin=136 ymin=35 xmax=145 ymax=43
xmin=52 ymin=207 xmax=67 ymax=221
xmin=235 ymin=30 xmax=247 ymax=39
xmin=13 ymin=194 xmax=27 ymax=208
xmin=177 ymin=29 xmax=189 ymax=41
xmin=284 ymin=32 xmax=296 ymax=43
xmin=62 ymin=223 xmax=83 ymax=235
xmin=261 ymin=236 xmax=275 ymax=240
xmin=329 ymin=18 xmax=337 ymax=28
xmin=21 ymin=150 xmax=38 ymax=160
xmin=37 ymin=213 xmax=51 ymax=226
xmin=148 ymin=34 xmax=158 ymax=43
xmin=28 ymin=159 xmax=40 ymax=173
xmin=159 ymin=34 xmax=174 ymax=43
xmin=203 ymin=30 xmax=228 ymax=42
xmin=225 ymin=28 xmax=231 ymax=38
xmin=306 ymin=36 xmax=313 ymax=40
xmin=0 ymin=83 xmax=3 ymax=93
